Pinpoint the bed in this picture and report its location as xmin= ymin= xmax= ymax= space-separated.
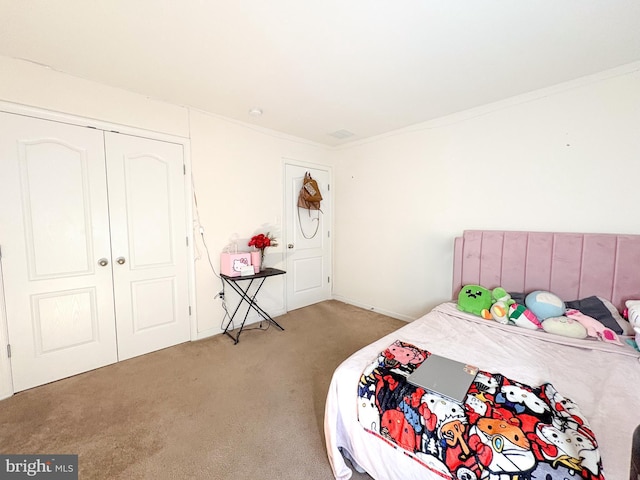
xmin=325 ymin=230 xmax=640 ymax=480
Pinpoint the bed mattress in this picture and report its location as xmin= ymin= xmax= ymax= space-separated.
xmin=325 ymin=302 xmax=640 ymax=480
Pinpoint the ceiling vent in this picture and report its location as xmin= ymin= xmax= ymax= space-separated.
xmin=328 ymin=129 xmax=355 ymax=140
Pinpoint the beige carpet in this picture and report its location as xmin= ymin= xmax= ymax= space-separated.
xmin=0 ymin=300 xmax=405 ymax=479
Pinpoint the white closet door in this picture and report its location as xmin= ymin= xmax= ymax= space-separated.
xmin=0 ymin=112 xmax=118 ymax=392
xmin=104 ymin=132 xmax=190 ymax=360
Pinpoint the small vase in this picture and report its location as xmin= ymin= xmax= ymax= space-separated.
xmin=259 ymin=250 xmax=266 ymax=271
xmin=250 ymin=251 xmax=261 ymax=274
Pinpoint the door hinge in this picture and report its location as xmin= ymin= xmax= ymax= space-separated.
xmin=186 ymin=236 xmax=189 ymax=246
xmin=328 ymin=276 xmax=330 ymax=283
xmin=6 ymin=344 xmax=11 ymax=358
xmin=189 ymin=306 xmax=192 ymax=316
xmin=183 ymin=164 xmax=186 ymax=175
xmin=327 ymin=231 xmax=330 ymax=238
xmin=327 ymin=184 xmax=330 ymax=191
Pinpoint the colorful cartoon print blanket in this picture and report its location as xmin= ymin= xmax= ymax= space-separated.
xmin=357 ymin=340 xmax=604 ymax=480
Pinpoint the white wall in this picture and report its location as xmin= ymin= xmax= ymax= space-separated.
xmin=2 ymin=54 xmax=639 ymax=333
xmin=188 ymin=110 xmax=330 ymax=337
xmin=330 ymin=63 xmax=640 ymax=321
xmin=0 ymin=56 xmax=190 ymax=138
xmin=0 ymin=56 xmax=331 ymax=342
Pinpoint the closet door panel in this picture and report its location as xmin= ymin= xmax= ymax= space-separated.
xmin=105 ymin=132 xmax=190 ymax=360
xmin=0 ymin=112 xmax=118 ymax=392
xmin=20 ymin=140 xmax=93 ymax=277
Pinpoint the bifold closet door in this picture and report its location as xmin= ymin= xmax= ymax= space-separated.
xmin=0 ymin=112 xmax=118 ymax=392
xmin=0 ymin=113 xmax=191 ymax=393
xmin=104 ymin=132 xmax=190 ymax=361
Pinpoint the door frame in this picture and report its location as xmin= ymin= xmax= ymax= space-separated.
xmin=282 ymin=157 xmax=333 ymax=311
xmin=0 ymin=101 xmax=197 ymax=399
xmin=0 ymin=259 xmax=14 ymax=400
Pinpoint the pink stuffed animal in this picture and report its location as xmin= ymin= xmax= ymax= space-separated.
xmin=565 ymin=309 xmax=622 ymax=345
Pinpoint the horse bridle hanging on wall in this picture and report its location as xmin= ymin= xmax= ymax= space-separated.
xmin=297 ymin=172 xmax=323 ymax=239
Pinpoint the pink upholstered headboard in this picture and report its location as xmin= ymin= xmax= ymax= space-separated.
xmin=452 ymin=230 xmax=640 ymax=312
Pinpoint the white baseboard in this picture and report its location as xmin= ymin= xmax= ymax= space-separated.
xmin=330 ymin=295 xmax=413 ymax=322
xmin=195 ymin=307 xmax=288 ymax=341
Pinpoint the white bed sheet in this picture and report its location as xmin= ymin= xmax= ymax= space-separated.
xmin=324 ymin=302 xmax=640 ymax=480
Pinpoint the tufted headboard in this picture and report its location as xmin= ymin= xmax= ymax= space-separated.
xmin=452 ymin=230 xmax=640 ymax=312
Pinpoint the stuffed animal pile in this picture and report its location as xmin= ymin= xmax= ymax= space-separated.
xmin=625 ymin=300 xmax=640 ymax=349
xmin=457 ymin=285 xmax=629 ymax=345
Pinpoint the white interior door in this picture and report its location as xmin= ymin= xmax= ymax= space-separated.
xmin=105 ymin=132 xmax=191 ymax=360
xmin=284 ymin=163 xmax=331 ymax=311
xmin=0 ymin=112 xmax=118 ymax=392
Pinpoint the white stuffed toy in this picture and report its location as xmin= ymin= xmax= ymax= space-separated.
xmin=626 ymin=300 xmax=640 ymax=347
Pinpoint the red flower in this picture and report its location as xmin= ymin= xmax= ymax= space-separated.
xmin=248 ymin=232 xmax=277 ymax=251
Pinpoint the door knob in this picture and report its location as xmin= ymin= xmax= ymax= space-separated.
xmin=116 ymin=257 xmax=126 ymax=265
xmin=98 ymin=258 xmax=109 ymax=266
xmin=288 ymin=244 xmax=294 ymax=249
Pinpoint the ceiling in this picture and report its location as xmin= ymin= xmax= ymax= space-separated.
xmin=1 ymin=1 xmax=640 ymax=146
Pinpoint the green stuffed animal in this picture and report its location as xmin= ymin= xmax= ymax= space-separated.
xmin=490 ymin=287 xmax=515 ymax=324
xmin=457 ymin=285 xmax=492 ymax=319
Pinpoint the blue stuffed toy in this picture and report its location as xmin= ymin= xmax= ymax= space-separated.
xmin=525 ymin=290 xmax=566 ymax=320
